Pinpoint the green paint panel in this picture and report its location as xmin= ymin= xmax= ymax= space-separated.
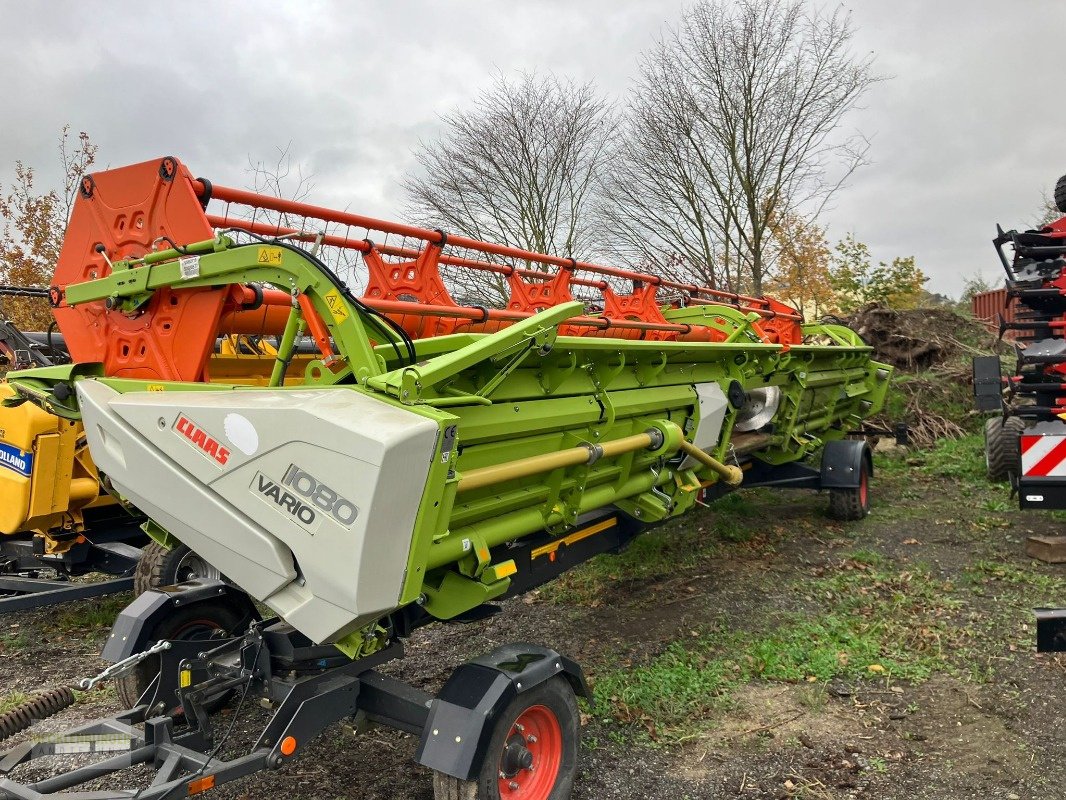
xmin=5 ymin=236 xmax=893 ymax=639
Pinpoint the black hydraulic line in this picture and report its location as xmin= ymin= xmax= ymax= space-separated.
xmin=1008 ymin=405 xmax=1066 ymax=418
xmin=1009 ymin=287 xmax=1065 ymax=299
xmin=1001 ymin=319 xmax=1060 ymax=330
xmin=0 ymin=285 xmax=49 ymax=298
xmin=1014 ymin=243 xmax=1066 ymax=258
xmin=227 ymin=231 xmax=417 ymax=367
xmin=1009 ymin=381 xmax=1066 ymax=393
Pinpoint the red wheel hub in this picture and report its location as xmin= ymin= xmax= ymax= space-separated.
xmin=497 ymin=704 xmax=562 ymax=799
xmin=859 ymin=468 xmax=869 ymax=508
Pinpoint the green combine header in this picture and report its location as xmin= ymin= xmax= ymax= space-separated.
xmin=0 ymin=157 xmax=891 ymax=800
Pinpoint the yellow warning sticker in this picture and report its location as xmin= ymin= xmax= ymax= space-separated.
xmin=146 ymin=384 xmax=166 ymax=392
xmin=257 ymin=247 xmax=283 ymax=266
xmin=323 ymin=289 xmax=349 ymax=324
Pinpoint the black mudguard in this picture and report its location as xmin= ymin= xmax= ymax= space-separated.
xmin=820 ymin=439 xmax=872 ymax=489
xmin=101 ymin=579 xmax=258 ymax=663
xmin=415 ymin=643 xmax=589 ymax=781
xmin=1035 ymin=607 xmax=1066 ymax=652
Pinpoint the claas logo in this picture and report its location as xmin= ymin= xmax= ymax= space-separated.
xmin=174 ymin=415 xmax=230 ymax=466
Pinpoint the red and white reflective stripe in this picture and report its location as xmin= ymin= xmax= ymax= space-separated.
xmin=1021 ymin=434 xmax=1066 ymax=477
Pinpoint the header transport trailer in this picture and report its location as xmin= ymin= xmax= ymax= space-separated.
xmin=0 ymin=157 xmax=891 ymax=800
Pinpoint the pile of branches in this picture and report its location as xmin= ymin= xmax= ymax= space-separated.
xmin=882 ymin=367 xmax=968 ymax=448
xmin=847 ymin=304 xmax=987 ymax=370
xmin=841 ymin=304 xmax=1008 ymax=447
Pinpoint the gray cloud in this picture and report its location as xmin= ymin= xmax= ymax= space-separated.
xmin=1 ymin=0 xmax=1061 ymax=296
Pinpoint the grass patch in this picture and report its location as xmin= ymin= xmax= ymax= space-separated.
xmin=916 ymin=434 xmax=985 ymax=483
xmin=0 ymin=691 xmax=29 ymax=714
xmin=50 ymin=593 xmax=133 ymax=633
xmin=876 ymin=434 xmax=1015 ymax=514
xmin=873 ymin=448 xmax=913 ymax=478
xmin=1 ymin=630 xmax=29 ymax=650
xmin=592 ymin=561 xmax=958 ymax=734
xmin=549 ymin=492 xmax=769 ymax=605
xmin=964 ymin=560 xmax=1066 ymax=600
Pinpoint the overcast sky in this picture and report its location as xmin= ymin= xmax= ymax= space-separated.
xmin=1 ymin=0 xmax=1063 ymax=297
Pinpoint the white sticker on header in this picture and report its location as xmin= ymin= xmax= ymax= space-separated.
xmin=179 ymin=255 xmax=201 ymax=280
xmin=223 ymin=413 xmax=259 ymax=456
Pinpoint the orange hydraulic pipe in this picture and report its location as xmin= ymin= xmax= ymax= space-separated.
xmin=218 ymin=291 xmax=692 ymax=339
xmin=206 ymin=214 xmax=610 ymax=291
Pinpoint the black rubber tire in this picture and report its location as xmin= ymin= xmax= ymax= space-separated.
xmin=985 ymin=416 xmax=1024 ymax=482
xmin=114 ymin=600 xmax=247 ymax=712
xmin=1055 ymin=174 xmax=1066 ymax=214
xmin=827 ymin=458 xmax=871 ymax=521
xmin=134 ymin=542 xmax=222 ymax=595
xmin=432 ymin=676 xmax=579 ymax=800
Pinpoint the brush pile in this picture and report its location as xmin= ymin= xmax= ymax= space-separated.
xmin=839 ymin=304 xmax=1007 ymax=447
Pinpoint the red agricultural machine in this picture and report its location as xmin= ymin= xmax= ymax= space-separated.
xmin=977 ymin=178 xmax=1066 ymax=492
xmin=974 ymin=174 xmax=1066 ymax=656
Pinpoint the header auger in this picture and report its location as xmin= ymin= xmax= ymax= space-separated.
xmin=1 ymin=156 xmax=891 ymax=800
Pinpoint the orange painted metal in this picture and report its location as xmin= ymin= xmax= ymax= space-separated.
xmin=48 ymin=157 xmax=812 ymax=380
xmin=601 ymin=284 xmax=677 ymax=342
xmin=53 ymin=157 xmax=222 ymax=381
xmin=753 ymin=296 xmax=804 ymax=347
xmin=507 ymin=267 xmax=575 ymax=313
xmin=217 ymin=290 xmax=291 ymax=336
xmin=297 ymin=293 xmax=334 ymax=358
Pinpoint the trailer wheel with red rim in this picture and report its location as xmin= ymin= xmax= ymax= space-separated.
xmin=432 ymin=676 xmax=579 ymax=800
xmin=827 ymin=457 xmax=871 ymax=521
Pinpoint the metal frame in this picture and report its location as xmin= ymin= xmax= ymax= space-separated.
xmin=0 ymin=446 xmax=873 ymax=799
xmin=0 ymin=615 xmax=581 ymax=799
xmin=0 ymin=520 xmax=144 ymax=613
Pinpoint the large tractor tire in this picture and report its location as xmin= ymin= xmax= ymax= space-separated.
xmin=432 ymin=676 xmax=579 ymax=800
xmin=984 ymin=416 xmax=1024 ymax=482
xmin=134 ymin=542 xmax=223 ymax=595
xmin=1055 ymin=174 xmax=1066 ymax=214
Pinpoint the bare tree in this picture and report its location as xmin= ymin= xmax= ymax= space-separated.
xmin=1035 ymin=187 xmax=1062 ymax=229
xmin=599 ymin=0 xmax=878 ymax=294
xmin=244 ymin=143 xmax=316 ymax=229
xmin=403 ymin=71 xmax=613 ymax=304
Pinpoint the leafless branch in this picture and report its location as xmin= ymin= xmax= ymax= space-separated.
xmin=597 ymin=0 xmax=881 ymax=295
xmin=402 ymin=70 xmax=614 ymax=305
